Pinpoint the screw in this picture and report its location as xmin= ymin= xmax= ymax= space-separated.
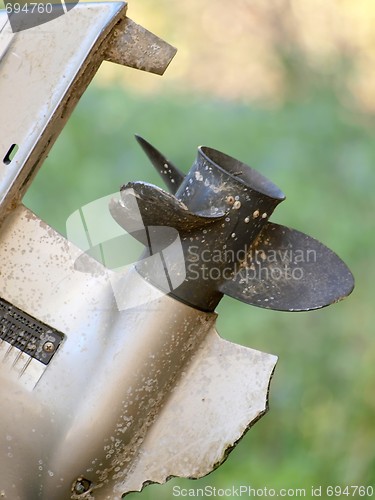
xmin=43 ymin=341 xmax=55 ymax=353
xmin=72 ymin=478 xmax=92 ymax=495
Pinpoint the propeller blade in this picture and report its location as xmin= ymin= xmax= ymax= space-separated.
xmin=220 ymin=222 xmax=355 ymax=311
xmin=135 ymin=135 xmax=185 ymax=194
xmin=109 ymin=181 xmax=226 ymax=243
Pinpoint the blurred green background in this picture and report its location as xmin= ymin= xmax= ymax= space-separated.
xmin=11 ymin=0 xmax=375 ymax=496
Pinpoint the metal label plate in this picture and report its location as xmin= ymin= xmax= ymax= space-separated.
xmin=0 ymin=296 xmax=64 ymax=365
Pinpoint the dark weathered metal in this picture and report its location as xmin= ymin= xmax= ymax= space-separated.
xmin=111 ymin=138 xmax=355 ymax=312
xmin=135 ymin=135 xmax=185 ymax=193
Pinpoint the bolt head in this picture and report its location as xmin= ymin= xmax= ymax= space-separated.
xmin=73 ymin=477 xmax=92 ymax=495
xmin=43 ymin=341 xmax=55 ymax=353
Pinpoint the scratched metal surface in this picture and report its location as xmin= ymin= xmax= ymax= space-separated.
xmin=0 ymin=205 xmax=276 ymax=499
xmin=0 ymin=2 xmax=176 ymax=221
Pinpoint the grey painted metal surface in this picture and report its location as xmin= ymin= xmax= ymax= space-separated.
xmin=0 ymin=205 xmax=277 ymax=499
xmin=0 ymin=3 xmax=176 ymax=220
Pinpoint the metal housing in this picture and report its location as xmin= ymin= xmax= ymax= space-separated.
xmin=0 ymin=4 xmax=277 ymax=498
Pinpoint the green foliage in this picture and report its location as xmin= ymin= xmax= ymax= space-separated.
xmin=24 ymin=83 xmax=375 ymax=498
